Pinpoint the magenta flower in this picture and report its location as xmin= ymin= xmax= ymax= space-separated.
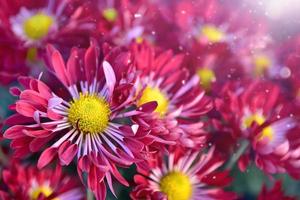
xmin=0 ymin=162 xmax=83 ymax=200
xmin=131 ymin=41 xmax=213 ymax=150
xmin=131 ymin=147 xmax=236 ymax=200
xmin=0 ymin=0 xmax=97 ymax=84
xmin=4 ymin=41 xmax=157 ymax=199
xmin=215 ymin=80 xmax=300 ymax=177
xmin=0 ymin=0 xmax=96 ymax=48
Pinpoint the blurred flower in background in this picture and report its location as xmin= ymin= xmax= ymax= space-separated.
xmin=0 ymin=161 xmax=84 ymax=200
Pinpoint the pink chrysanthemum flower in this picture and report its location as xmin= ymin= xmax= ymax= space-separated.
xmin=0 ymin=0 xmax=96 ymax=48
xmin=95 ymin=0 xmax=157 ymax=46
xmin=0 ymin=162 xmax=83 ymax=200
xmin=215 ymin=80 xmax=300 ymax=177
xmin=4 ymin=41 xmax=156 ymax=199
xmin=131 ymin=42 xmax=213 ymax=150
xmin=131 ymin=147 xmax=236 ymax=200
xmin=150 ymin=0 xmax=270 ymax=91
xmin=0 ymin=0 xmax=97 ymax=84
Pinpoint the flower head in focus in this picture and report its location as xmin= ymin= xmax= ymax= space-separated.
xmin=3 ymin=40 xmax=157 ymax=199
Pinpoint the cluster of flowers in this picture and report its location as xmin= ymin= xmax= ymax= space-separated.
xmin=0 ymin=0 xmax=299 ymax=199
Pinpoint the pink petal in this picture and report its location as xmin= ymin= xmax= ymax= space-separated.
xmin=5 ymin=114 xmax=33 ymax=126
xmin=103 ymin=61 xmax=116 ymax=97
xmin=51 ymin=50 xmax=69 ymax=86
xmin=9 ymin=87 xmax=21 ymax=96
xmin=67 ymin=48 xmax=79 ymax=84
xmin=29 ymin=137 xmax=53 ymax=152
xmin=84 ymin=44 xmax=98 ymax=82
xmin=23 ymin=129 xmax=52 ymax=138
xmin=47 ymin=109 xmax=63 ymax=120
xmin=38 ymin=147 xmax=57 ymax=169
xmin=274 ymin=141 xmax=289 ymax=156
xmin=60 ymin=144 xmax=78 ymax=165
xmin=4 ymin=125 xmax=26 ymax=139
xmin=16 ymin=101 xmax=36 ymax=117
xmin=138 ymin=101 xmax=157 ymax=113
xmin=20 ymin=90 xmax=47 ymax=106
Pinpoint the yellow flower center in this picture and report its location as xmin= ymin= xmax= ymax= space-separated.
xmin=254 ymin=55 xmax=271 ymax=76
xmin=242 ymin=113 xmax=274 ymax=141
xmin=243 ymin=113 xmax=265 ymax=128
xmin=27 ymin=47 xmax=38 ymax=62
xmin=135 ymin=36 xmax=144 ymax=44
xmin=68 ymin=94 xmax=111 ymax=134
xmin=258 ymin=126 xmax=274 ymax=141
xmin=159 ymin=171 xmax=192 ymax=200
xmin=29 ymin=185 xmax=58 ymax=200
xmin=23 ymin=13 xmax=54 ymax=40
xmin=201 ymin=25 xmax=224 ymax=43
xmin=197 ymin=68 xmax=216 ymax=90
xmin=102 ymin=8 xmax=118 ymax=22
xmin=138 ymin=86 xmax=169 ymax=116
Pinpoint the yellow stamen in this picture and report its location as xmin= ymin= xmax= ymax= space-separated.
xmin=242 ymin=113 xmax=274 ymax=141
xmin=197 ymin=68 xmax=216 ymax=90
xmin=201 ymin=25 xmax=224 ymax=43
xmin=68 ymin=94 xmax=110 ymax=134
xmin=138 ymin=86 xmax=169 ymax=117
xmin=258 ymin=126 xmax=274 ymax=141
xmin=254 ymin=55 xmax=271 ymax=76
xmin=29 ymin=185 xmax=58 ymax=200
xmin=23 ymin=13 xmax=54 ymax=40
xmin=160 ymin=171 xmax=192 ymax=200
xmin=243 ymin=114 xmax=265 ymax=128
xmin=102 ymin=8 xmax=118 ymax=22
xmin=135 ymin=36 xmax=144 ymax=44
xmin=27 ymin=47 xmax=38 ymax=62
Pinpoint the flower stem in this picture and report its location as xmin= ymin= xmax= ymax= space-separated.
xmin=225 ymin=140 xmax=249 ymax=170
xmin=0 ymin=147 xmax=8 ymax=165
xmin=87 ymin=189 xmax=94 ymax=200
